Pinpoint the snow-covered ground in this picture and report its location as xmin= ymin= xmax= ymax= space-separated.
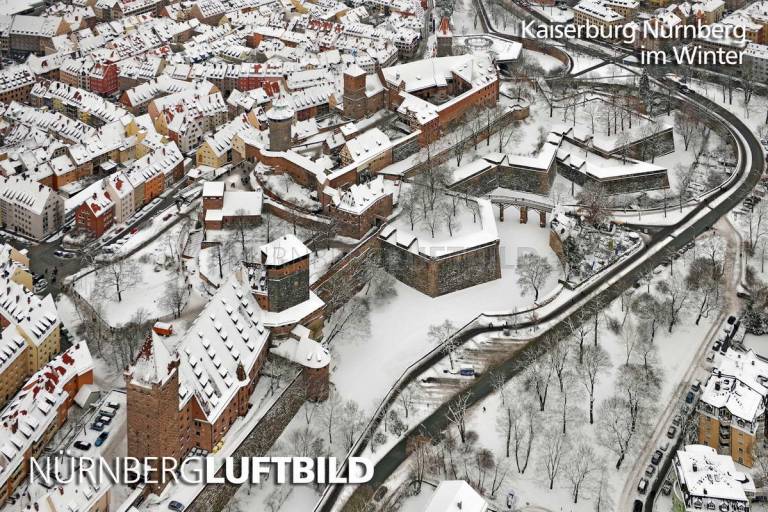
xmin=73 ymin=220 xmax=191 ymax=327
xmin=331 ymin=206 xmax=561 ymax=406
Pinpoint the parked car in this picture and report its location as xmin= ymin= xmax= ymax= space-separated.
xmin=667 ymin=425 xmax=678 ymax=438
xmin=686 ymin=391 xmax=696 ymax=404
xmin=73 ymin=441 xmax=91 ymax=451
xmin=659 ymin=441 xmax=670 ymax=452
xmin=100 ymin=409 xmax=116 ymax=418
xmin=638 ymin=478 xmax=649 ymax=494
xmin=98 ymin=415 xmax=112 ymax=425
xmin=130 ymin=227 xmax=138 ymax=234
xmin=706 ymin=353 xmax=715 ymax=362
xmin=692 ymin=380 xmax=702 ymax=392
xmin=645 ymin=465 xmax=656 ymax=477
xmin=168 ymin=501 xmax=185 ymax=512
xmin=459 ymin=365 xmax=475 ymax=377
xmin=662 ymin=480 xmax=673 ymax=495
xmin=106 ymin=401 xmax=120 ymax=410
xmin=162 ymin=213 xmax=172 ymax=221
xmin=53 ymin=250 xmax=64 ymax=258
xmin=713 ymin=341 xmax=722 ymax=351
xmin=90 ymin=422 xmax=104 ymax=431
xmin=673 ymin=415 xmax=682 ymax=426
xmin=651 ymin=450 xmax=663 ymax=465
xmin=95 ymin=431 xmax=109 ymax=447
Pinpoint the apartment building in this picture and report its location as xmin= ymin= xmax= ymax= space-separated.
xmin=0 ymin=177 xmax=65 ymax=241
xmin=697 ymin=349 xmax=768 ymax=467
xmin=0 ymin=343 xmax=93 ymax=503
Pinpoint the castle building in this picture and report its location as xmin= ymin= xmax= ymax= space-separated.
xmin=342 ymin=65 xmax=367 ymax=120
xmin=267 ymin=97 xmax=295 ymax=152
xmin=126 ymin=273 xmax=271 ymax=488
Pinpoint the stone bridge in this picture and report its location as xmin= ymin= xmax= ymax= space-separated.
xmin=486 ymin=192 xmax=554 ymax=227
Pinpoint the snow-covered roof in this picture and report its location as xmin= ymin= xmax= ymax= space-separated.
xmin=270 ymin=325 xmax=329 ymax=369
xmin=700 ymin=348 xmax=768 ymax=425
xmin=674 ymin=445 xmax=754 ymax=503
xmin=260 ymin=234 xmax=310 ymax=266
xmin=0 ymin=176 xmax=59 ymax=216
xmin=0 ymin=342 xmax=92 ymax=490
xmin=176 ymin=273 xmax=270 ymax=422
xmin=425 ymin=481 xmax=488 ymax=512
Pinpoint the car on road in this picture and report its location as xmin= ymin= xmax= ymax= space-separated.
xmin=662 ymin=480 xmax=673 ymax=495
xmin=678 ymin=84 xmax=691 ymax=94
xmin=168 ymin=501 xmax=185 ymax=511
xmin=95 ymin=431 xmax=109 ymax=447
xmin=645 ymin=464 xmax=656 ymax=477
xmin=73 ymin=441 xmax=91 ymax=451
xmin=638 ymin=478 xmax=649 ymax=494
xmin=667 ymin=426 xmax=678 ymax=438
xmin=686 ymin=391 xmax=696 ymax=404
xmin=651 ymin=450 xmax=664 ymax=465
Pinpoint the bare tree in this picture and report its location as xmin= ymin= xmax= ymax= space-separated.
xmin=540 ymin=426 xmax=569 ymax=490
xmin=100 ymin=258 xmax=141 ymax=302
xmin=339 ymin=401 xmax=365 ymax=450
xmin=159 ymin=277 xmax=189 ymax=318
xmin=577 ymin=183 xmax=611 ymax=226
xmin=747 ymin=200 xmax=768 ymax=255
xmin=399 ymin=386 xmax=416 ymax=420
xmin=446 ymin=392 xmax=472 ymax=443
xmin=517 ymin=253 xmax=553 ymax=302
xmin=631 ymin=292 xmax=663 ymax=340
xmin=676 ymin=103 xmax=700 ymax=151
xmin=675 ymin=163 xmax=698 ymax=212
xmin=594 ymin=465 xmax=615 ymax=512
xmin=523 ymin=346 xmax=553 ymax=411
xmin=547 ymin=337 xmax=570 ymax=393
xmin=449 ymin=120 xmax=470 ymax=167
xmin=565 ymin=439 xmax=597 ymax=503
xmin=597 ymin=395 xmax=634 ymax=469
xmin=577 ymin=344 xmax=610 ymax=424
xmin=656 ymin=272 xmax=692 ymax=332
xmin=428 ymin=320 xmax=459 ymax=370
xmin=686 ymin=257 xmax=724 ymax=325
xmin=320 ymin=388 xmax=343 ymax=447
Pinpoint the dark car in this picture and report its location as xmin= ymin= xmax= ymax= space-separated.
xmin=651 ymin=450 xmax=663 ymax=465
xmin=95 ymin=431 xmax=109 ymax=447
xmin=90 ymin=422 xmax=104 ymax=432
xmin=667 ymin=425 xmax=678 ymax=438
xmin=662 ymin=480 xmax=673 ymax=495
xmin=73 ymin=441 xmax=91 ymax=451
xmin=713 ymin=341 xmax=722 ymax=351
xmin=168 ymin=501 xmax=185 ymax=511
xmin=686 ymin=391 xmax=695 ymax=404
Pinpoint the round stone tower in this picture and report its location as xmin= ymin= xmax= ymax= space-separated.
xmin=267 ymin=96 xmax=294 ymax=152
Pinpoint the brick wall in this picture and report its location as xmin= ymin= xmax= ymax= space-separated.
xmin=186 ymin=367 xmax=308 ymax=512
xmin=380 ymin=239 xmax=501 ymax=297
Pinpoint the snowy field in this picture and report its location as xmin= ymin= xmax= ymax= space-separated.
xmin=74 ymin=221 xmax=190 ymax=327
xmin=330 ymin=206 xmax=561 ymax=406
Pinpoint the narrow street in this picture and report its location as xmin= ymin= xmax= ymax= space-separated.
xmin=616 ymin=216 xmax=743 ymax=512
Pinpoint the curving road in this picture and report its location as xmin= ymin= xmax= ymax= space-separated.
xmin=312 ymin=11 xmax=765 ymax=512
